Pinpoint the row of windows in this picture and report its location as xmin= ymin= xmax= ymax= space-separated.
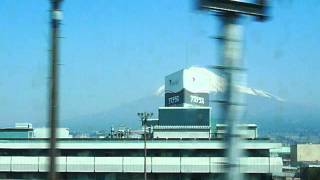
xmin=0 ymin=149 xmax=269 ymax=157
xmin=0 ymin=172 xmax=271 ymax=180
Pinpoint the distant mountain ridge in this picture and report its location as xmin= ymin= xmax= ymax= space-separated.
xmin=62 ymin=95 xmax=162 ymax=132
xmin=62 ymin=94 xmax=320 ymax=135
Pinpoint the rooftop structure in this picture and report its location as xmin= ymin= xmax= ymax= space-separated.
xmin=156 ymin=68 xmax=214 ymax=139
xmin=0 ymin=128 xmax=33 ymax=139
xmin=165 ymin=67 xmax=212 ymax=107
xmin=214 ymin=124 xmax=258 ymax=139
xmin=33 ymin=128 xmax=72 ymax=139
xmin=0 ymin=124 xmax=72 ymax=139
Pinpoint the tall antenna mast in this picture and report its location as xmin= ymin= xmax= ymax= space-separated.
xmin=48 ymin=0 xmax=63 ymax=179
xmin=197 ymin=0 xmax=269 ymax=179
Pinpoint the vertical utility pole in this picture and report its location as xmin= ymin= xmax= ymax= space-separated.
xmin=197 ymin=1 xmax=268 ymax=180
xmin=138 ymin=112 xmax=153 ymax=180
xmin=49 ymin=0 xmax=63 ymax=180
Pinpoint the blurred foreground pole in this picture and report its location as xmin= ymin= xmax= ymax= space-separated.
xmin=48 ymin=0 xmax=63 ymax=179
xmin=221 ymin=15 xmax=244 ymax=180
xmin=197 ymin=0 xmax=269 ymax=179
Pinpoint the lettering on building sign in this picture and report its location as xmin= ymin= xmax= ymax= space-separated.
xmin=168 ymin=96 xmax=180 ymax=105
xmin=190 ymin=95 xmax=205 ymax=104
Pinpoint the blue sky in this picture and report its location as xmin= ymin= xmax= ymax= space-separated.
xmin=0 ymin=0 xmax=319 ymax=127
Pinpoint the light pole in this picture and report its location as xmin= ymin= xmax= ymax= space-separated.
xmin=137 ymin=112 xmax=153 ymax=180
xmin=48 ymin=0 xmax=63 ymax=180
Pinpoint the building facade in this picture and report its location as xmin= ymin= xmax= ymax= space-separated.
xmin=0 ymin=138 xmax=282 ymax=180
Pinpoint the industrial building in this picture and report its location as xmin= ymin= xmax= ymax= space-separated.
xmin=0 ymin=68 xmax=285 ymax=180
xmin=290 ymin=144 xmax=320 ymax=179
xmin=291 ymin=144 xmax=320 ymax=164
xmin=0 ymin=138 xmax=282 ymax=180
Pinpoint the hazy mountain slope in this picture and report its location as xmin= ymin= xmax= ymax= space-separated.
xmin=62 ymin=94 xmax=320 ymax=134
xmin=62 ymin=95 xmax=163 ymax=132
xmin=245 ymin=96 xmax=320 ymax=135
